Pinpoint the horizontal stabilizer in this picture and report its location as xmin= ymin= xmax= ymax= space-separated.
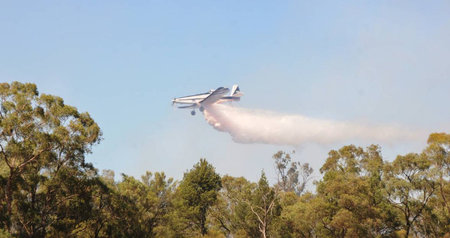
xmin=177 ymin=104 xmax=196 ymax=109
xmin=221 ymin=96 xmax=240 ymax=101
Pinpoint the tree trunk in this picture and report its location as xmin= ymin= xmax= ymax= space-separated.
xmin=259 ymin=220 xmax=267 ymax=238
xmin=5 ymin=169 xmax=14 ymax=232
xmin=405 ymin=220 xmax=411 ymax=238
xmin=200 ymin=213 xmax=207 ymax=235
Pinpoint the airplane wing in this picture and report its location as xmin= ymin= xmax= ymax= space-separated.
xmin=177 ymin=104 xmax=197 ymax=109
xmin=199 ymin=87 xmax=230 ymax=106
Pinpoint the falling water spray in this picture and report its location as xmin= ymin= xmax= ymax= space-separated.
xmin=203 ymin=104 xmax=420 ymax=146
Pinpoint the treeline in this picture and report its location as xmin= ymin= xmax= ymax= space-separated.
xmin=0 ymin=82 xmax=449 ymax=238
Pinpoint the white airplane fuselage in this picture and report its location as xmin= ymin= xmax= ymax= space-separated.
xmin=172 ymin=85 xmax=242 ymax=115
xmin=172 ymin=91 xmax=212 ymax=105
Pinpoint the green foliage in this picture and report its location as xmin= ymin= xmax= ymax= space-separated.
xmin=177 ymin=158 xmax=222 ymax=236
xmin=273 ymin=151 xmax=313 ymax=195
xmin=312 ymin=145 xmax=400 ymax=237
xmin=0 ymin=229 xmax=11 ymax=238
xmin=251 ymin=172 xmax=282 ymax=238
xmin=424 ymin=132 xmax=450 ymax=236
xmin=210 ymin=172 xmax=281 ymax=238
xmin=0 ymin=82 xmax=102 ymax=236
xmin=383 ymin=133 xmax=449 ymax=237
xmin=210 ymin=175 xmax=259 ymax=237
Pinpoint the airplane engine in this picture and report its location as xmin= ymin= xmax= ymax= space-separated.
xmin=199 ymin=106 xmax=205 ymax=112
xmin=191 ymin=110 xmax=196 ymax=116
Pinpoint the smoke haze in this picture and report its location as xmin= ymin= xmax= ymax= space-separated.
xmin=203 ymin=104 xmax=421 ymax=146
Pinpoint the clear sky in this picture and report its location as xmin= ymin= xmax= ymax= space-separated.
xmin=1 ymin=1 xmax=449 ymax=183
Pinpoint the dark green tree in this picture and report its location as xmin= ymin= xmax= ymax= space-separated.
xmin=177 ymin=159 xmax=222 ymax=235
xmin=73 ymin=170 xmax=117 ymax=238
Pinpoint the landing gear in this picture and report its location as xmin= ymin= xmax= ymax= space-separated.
xmin=191 ymin=110 xmax=196 ymax=116
xmin=199 ymin=106 xmax=205 ymax=112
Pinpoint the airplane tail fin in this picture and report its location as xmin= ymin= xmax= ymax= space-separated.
xmin=230 ymin=84 xmax=241 ymax=96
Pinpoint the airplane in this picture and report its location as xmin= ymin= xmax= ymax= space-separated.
xmin=172 ymin=84 xmax=243 ymax=115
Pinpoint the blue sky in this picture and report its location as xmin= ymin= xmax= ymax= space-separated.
xmin=1 ymin=1 xmax=449 ymax=183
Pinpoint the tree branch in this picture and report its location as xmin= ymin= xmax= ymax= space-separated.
xmin=18 ymin=148 xmax=49 ymax=171
xmin=0 ymin=143 xmax=12 ymax=168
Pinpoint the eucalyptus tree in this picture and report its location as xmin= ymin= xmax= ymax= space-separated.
xmin=423 ymin=133 xmax=449 ymax=236
xmin=249 ymin=172 xmax=281 ymax=238
xmin=316 ymin=145 xmax=399 ymax=237
xmin=0 ymin=82 xmax=101 ymax=236
xmin=210 ymin=172 xmax=281 ymax=238
xmin=384 ymin=132 xmax=449 ymax=237
xmin=209 ymin=175 xmax=260 ymax=237
xmin=273 ymin=151 xmax=313 ymax=195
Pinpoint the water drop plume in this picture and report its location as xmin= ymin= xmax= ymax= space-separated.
xmin=203 ymin=104 xmax=420 ymax=146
